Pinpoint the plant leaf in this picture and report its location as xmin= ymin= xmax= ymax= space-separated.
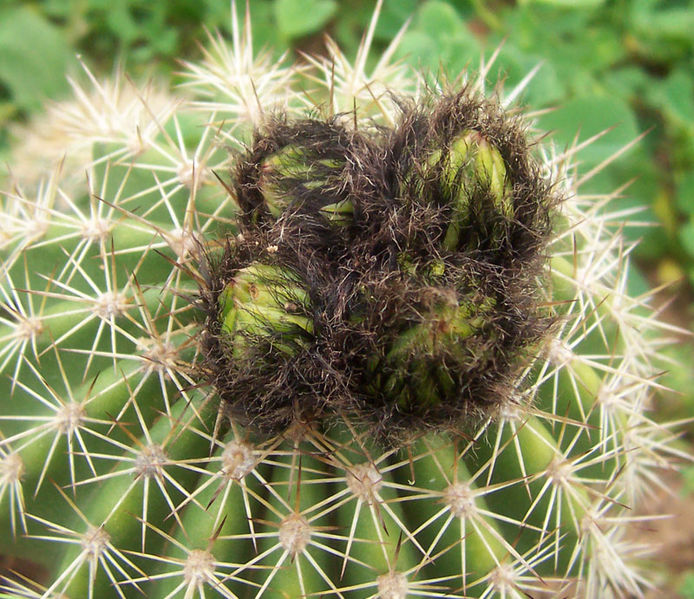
xmin=0 ymin=6 xmax=73 ymax=112
xmin=274 ymin=0 xmax=337 ymax=39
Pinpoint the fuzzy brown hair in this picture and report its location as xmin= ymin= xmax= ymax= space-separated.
xmin=198 ymin=87 xmax=559 ymax=442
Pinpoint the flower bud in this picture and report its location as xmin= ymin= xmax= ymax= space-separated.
xmin=437 ymin=130 xmax=513 ymax=251
xmin=258 ymin=145 xmax=346 ymax=218
xmin=208 ymin=91 xmax=555 ymax=438
xmin=319 ymin=198 xmax=354 ymax=227
xmin=258 ymin=146 xmax=305 ymax=217
xmin=218 ymin=264 xmax=313 ymax=357
xmin=368 ymin=290 xmax=496 ymax=413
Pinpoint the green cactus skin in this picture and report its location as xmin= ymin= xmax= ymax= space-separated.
xmin=0 ymin=4 xmax=680 ymax=599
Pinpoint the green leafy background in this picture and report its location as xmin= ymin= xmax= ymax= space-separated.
xmin=0 ymin=0 xmax=693 ymax=594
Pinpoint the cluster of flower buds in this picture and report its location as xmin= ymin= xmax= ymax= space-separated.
xmin=200 ymin=89 xmax=557 ymax=440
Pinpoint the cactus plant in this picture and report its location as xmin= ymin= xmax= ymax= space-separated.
xmin=0 ymin=3 xmax=682 ymax=598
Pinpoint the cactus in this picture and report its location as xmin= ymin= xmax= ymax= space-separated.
xmin=0 ymin=3 xmax=681 ymax=598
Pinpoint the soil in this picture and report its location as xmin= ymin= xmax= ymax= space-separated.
xmin=636 ymin=469 xmax=694 ymax=598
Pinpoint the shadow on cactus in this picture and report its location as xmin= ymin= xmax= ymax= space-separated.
xmin=0 ymin=3 xmax=682 ymax=599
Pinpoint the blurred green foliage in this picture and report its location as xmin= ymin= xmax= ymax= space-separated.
xmin=0 ymin=0 xmax=692 ymax=332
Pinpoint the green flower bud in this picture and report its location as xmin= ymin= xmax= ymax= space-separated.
xmin=320 ymin=198 xmax=354 ymax=227
xmin=396 ymin=254 xmax=447 ymax=281
xmin=418 ymin=129 xmax=513 ymax=251
xmin=259 ymin=146 xmax=345 ymax=218
xmin=259 ymin=146 xmax=306 ymax=217
xmin=218 ymin=263 xmax=313 ymax=357
xmin=368 ymin=290 xmax=496 ymax=412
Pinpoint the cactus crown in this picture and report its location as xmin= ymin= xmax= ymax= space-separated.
xmin=201 ymin=89 xmax=558 ymax=440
